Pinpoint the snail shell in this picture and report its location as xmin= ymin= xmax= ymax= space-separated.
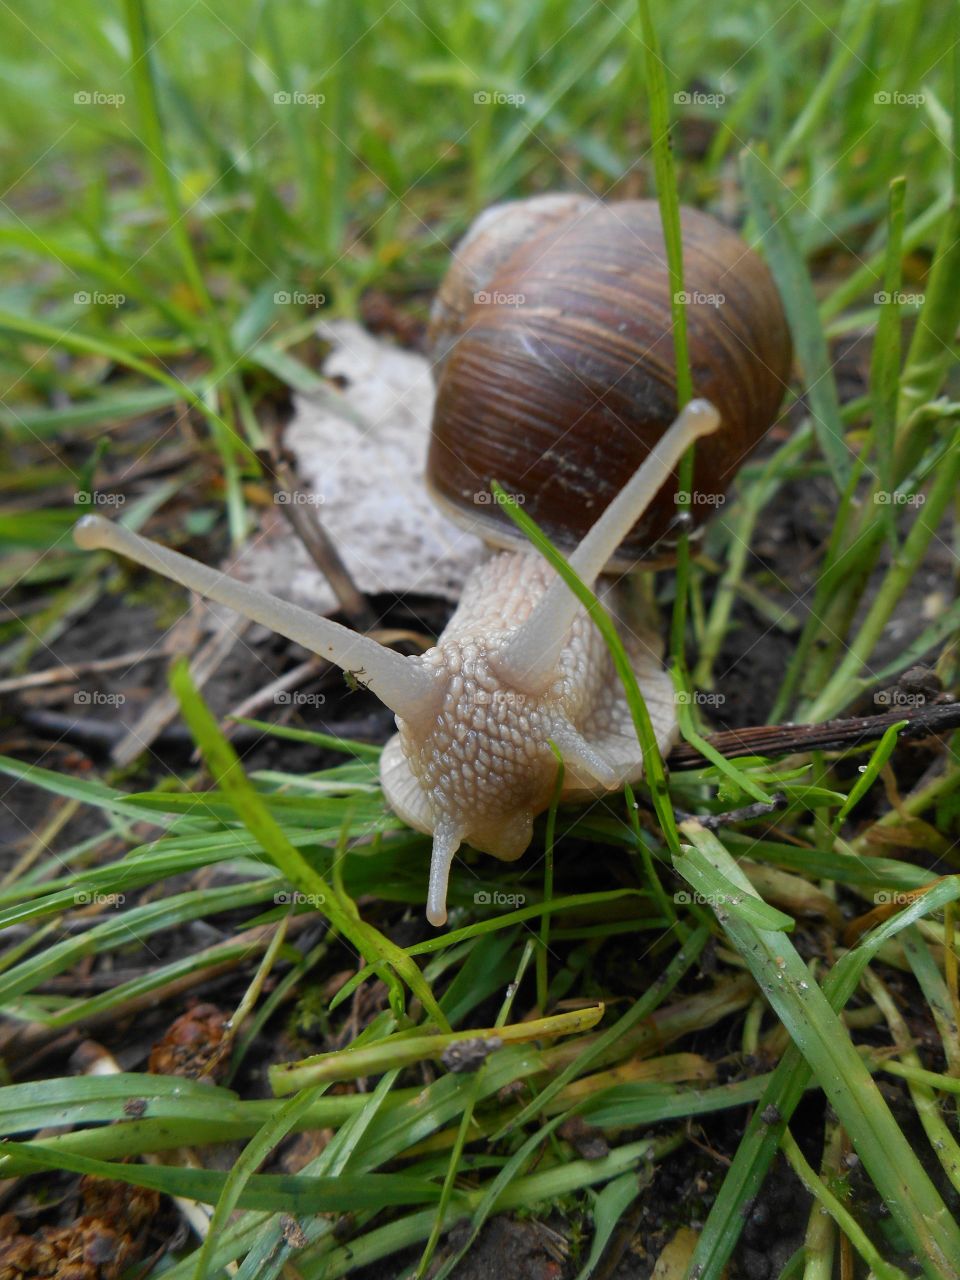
xmin=426 ymin=197 xmax=792 ymax=568
xmin=428 ymin=192 xmax=593 ymax=374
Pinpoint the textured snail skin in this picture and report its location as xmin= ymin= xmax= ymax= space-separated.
xmin=428 ymin=198 xmax=792 ymax=566
xmin=380 ymin=551 xmax=676 ymax=922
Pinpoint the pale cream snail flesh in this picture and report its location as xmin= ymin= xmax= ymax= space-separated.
xmin=73 ymin=398 xmax=719 ymax=926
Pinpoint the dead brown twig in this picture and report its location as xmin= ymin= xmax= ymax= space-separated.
xmin=667 ymin=700 xmax=960 ymax=769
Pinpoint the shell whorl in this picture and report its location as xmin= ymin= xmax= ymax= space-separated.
xmin=427 ymin=197 xmax=792 ymax=566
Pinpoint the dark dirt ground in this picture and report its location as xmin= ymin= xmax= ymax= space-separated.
xmin=1 ymin=321 xmax=958 ymax=1278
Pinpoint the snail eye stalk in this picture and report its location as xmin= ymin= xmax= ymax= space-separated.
xmin=492 ymin=399 xmax=720 ymax=693
xmin=73 ymin=515 xmax=439 ymax=723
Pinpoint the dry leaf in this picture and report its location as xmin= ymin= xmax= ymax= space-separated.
xmin=237 ymin=320 xmax=485 ymax=617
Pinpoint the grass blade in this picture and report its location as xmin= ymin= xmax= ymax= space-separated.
xmin=742 ymin=147 xmax=850 ymax=491
xmin=678 ymin=823 xmax=960 ymax=1278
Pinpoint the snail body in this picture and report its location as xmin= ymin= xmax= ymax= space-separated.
xmin=74 ymin=194 xmax=791 ymax=928
xmin=379 ymin=518 xmax=680 ymax=919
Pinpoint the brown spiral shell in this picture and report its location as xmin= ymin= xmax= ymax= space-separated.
xmin=426 ymin=197 xmax=792 ymax=567
xmin=428 ymin=192 xmax=593 ymax=373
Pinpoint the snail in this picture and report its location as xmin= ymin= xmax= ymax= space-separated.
xmin=73 ymin=195 xmax=791 ymax=928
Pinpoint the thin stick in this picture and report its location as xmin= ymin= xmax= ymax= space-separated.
xmin=0 ymin=799 xmax=80 ymax=890
xmin=217 ymin=657 xmax=324 ymax=746
xmin=0 ymin=648 xmax=170 ymax=694
xmin=667 ymin=700 xmax=960 ymax=769
xmin=267 ymin=453 xmax=377 ymax=631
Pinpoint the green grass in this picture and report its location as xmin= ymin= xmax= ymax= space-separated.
xmin=1 ymin=0 xmax=960 ymax=1276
